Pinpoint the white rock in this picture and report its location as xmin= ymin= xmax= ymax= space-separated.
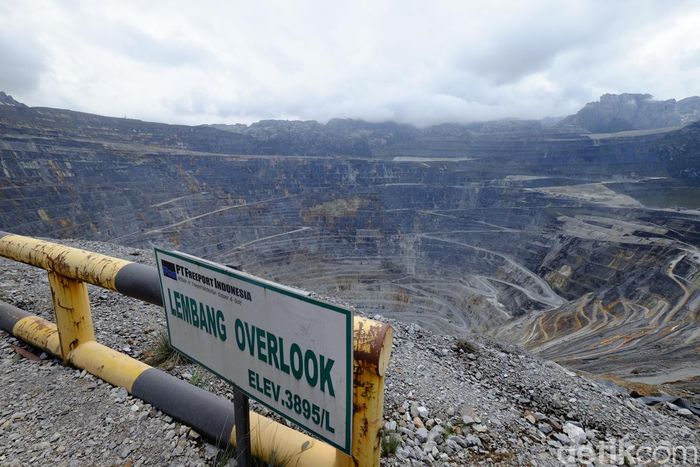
xmin=563 ymin=423 xmax=587 ymax=445
xmin=472 ymin=424 xmax=487 ymax=433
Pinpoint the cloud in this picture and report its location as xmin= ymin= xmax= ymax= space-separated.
xmin=1 ymin=0 xmax=699 ymax=126
xmin=0 ymin=28 xmax=46 ymax=94
xmin=452 ymin=6 xmax=593 ymax=85
xmin=93 ymin=23 xmax=214 ymax=67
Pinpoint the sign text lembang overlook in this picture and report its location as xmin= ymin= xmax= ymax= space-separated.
xmin=154 ymin=248 xmax=353 ymax=453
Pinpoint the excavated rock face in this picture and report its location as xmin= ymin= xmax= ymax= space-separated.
xmin=560 ymin=93 xmax=700 ymax=133
xmin=1 ymin=95 xmax=699 ymax=395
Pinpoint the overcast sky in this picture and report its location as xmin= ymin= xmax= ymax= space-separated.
xmin=2 ymin=0 xmax=700 ymax=126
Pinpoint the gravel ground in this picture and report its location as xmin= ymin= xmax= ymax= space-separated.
xmin=0 ymin=238 xmax=698 ymax=466
xmin=0 ymin=338 xmax=216 ymax=466
xmin=377 ymin=323 xmax=699 ymax=466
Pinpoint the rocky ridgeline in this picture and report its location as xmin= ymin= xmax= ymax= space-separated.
xmin=560 ymin=93 xmax=700 ymax=133
xmin=0 ymin=239 xmax=698 ymax=466
xmin=0 ymin=92 xmax=26 ymax=108
xmin=3 ymin=90 xmax=694 ymax=159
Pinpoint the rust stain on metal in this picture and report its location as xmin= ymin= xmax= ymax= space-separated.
xmin=351 ymin=318 xmax=392 ymax=467
xmin=359 ymin=419 xmax=369 ymax=437
xmin=0 ymin=234 xmax=131 ymax=291
xmin=353 ymin=319 xmax=390 ymax=369
xmin=13 ymin=316 xmax=60 ymax=356
xmin=26 ymin=317 xmax=53 ymax=333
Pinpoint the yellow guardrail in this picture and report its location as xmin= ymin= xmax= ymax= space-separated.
xmin=0 ymin=232 xmax=393 ymax=466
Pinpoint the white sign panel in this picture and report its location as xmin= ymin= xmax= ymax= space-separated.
xmin=154 ymin=248 xmax=353 ymax=453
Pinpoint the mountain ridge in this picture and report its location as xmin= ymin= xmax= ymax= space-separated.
xmin=5 ymin=91 xmax=699 ymax=134
xmin=560 ymin=93 xmax=700 ymax=133
xmin=4 ymin=91 xmax=699 ymax=158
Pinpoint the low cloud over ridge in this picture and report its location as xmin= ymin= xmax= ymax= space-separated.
xmin=1 ymin=0 xmax=699 ymax=126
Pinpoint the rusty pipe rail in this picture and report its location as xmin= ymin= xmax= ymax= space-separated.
xmin=0 ymin=232 xmax=392 ymax=466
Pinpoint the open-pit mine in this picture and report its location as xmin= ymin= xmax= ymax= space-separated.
xmin=1 ymin=91 xmax=699 ymax=397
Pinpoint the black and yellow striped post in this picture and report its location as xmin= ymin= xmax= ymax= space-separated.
xmin=0 ymin=232 xmax=392 ymax=467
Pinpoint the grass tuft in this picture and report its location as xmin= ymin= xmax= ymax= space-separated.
xmin=455 ymin=336 xmax=480 ymax=354
xmin=143 ymin=330 xmax=186 ymax=369
xmin=213 ymin=444 xmax=236 ymax=467
xmin=190 ymin=368 xmax=207 ymax=388
xmin=381 ymin=432 xmax=402 ymax=457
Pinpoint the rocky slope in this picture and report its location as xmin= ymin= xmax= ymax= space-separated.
xmin=559 ymin=93 xmax=700 ymax=133
xmin=0 ymin=92 xmax=27 ymax=108
xmin=0 ymin=240 xmax=698 ymax=466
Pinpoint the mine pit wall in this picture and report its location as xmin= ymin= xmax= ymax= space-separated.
xmin=2 ymin=126 xmax=700 ymax=385
xmin=500 ymin=228 xmax=700 ymax=383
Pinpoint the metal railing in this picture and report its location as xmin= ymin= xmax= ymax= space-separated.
xmin=0 ymin=232 xmax=393 ymax=466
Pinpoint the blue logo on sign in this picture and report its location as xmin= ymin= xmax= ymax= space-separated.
xmin=161 ymin=260 xmax=177 ymax=280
